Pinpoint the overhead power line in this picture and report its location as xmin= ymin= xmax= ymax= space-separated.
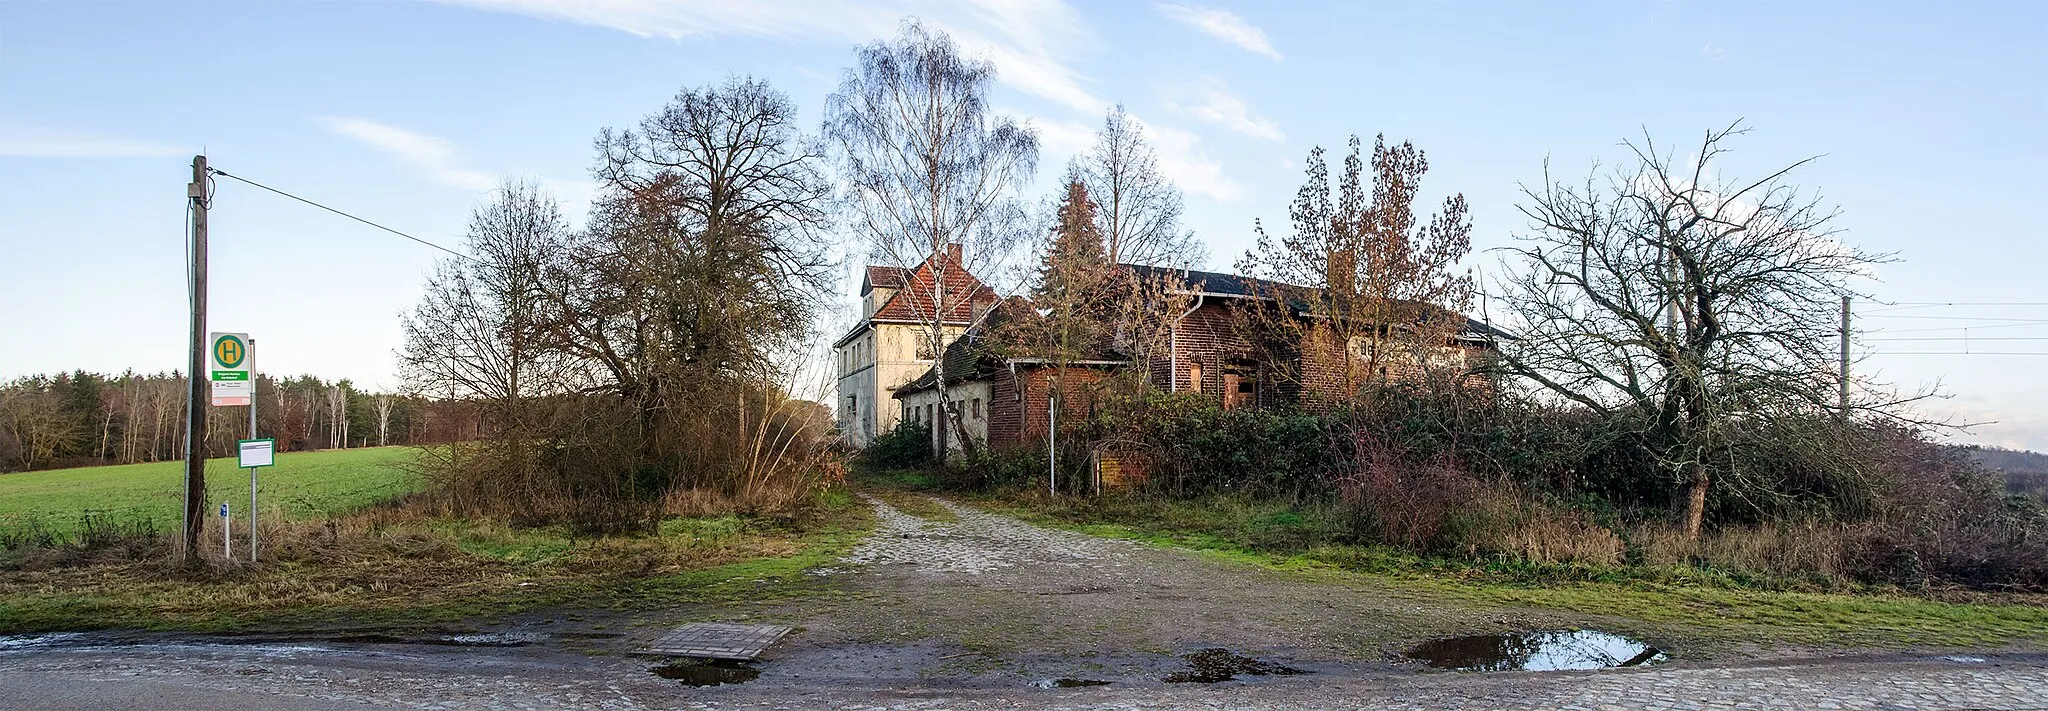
xmin=206 ymin=167 xmax=474 ymax=262
xmin=1867 ymin=337 xmax=2048 ymax=342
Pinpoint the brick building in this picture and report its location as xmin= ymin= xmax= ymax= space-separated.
xmin=889 ymin=265 xmax=1511 ymax=457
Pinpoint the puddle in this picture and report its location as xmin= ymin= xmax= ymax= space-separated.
xmin=650 ymin=660 xmax=761 ymax=687
xmin=1405 ymin=630 xmax=1664 ymax=672
xmin=0 ymin=633 xmax=86 ymax=651
xmin=1162 ymin=648 xmax=1308 ymax=683
xmin=428 ymin=632 xmax=540 ymax=647
xmin=326 ymin=631 xmax=540 ymax=647
xmin=1032 ymin=678 xmax=1112 ymax=689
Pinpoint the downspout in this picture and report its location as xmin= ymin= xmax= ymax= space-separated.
xmin=1169 ymin=293 xmax=1205 ymax=392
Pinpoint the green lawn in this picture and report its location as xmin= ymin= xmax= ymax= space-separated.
xmin=0 ymin=447 xmax=419 ymax=534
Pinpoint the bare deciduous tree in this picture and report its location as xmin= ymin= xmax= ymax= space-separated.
xmin=1237 ymin=134 xmax=1475 ymax=398
xmin=825 ymin=19 xmax=1039 ymax=455
xmin=373 ymin=393 xmax=394 ymax=447
xmin=399 ymin=180 xmax=574 ymax=422
xmin=1494 ymin=123 xmax=1900 ymax=538
xmin=1077 ymin=105 xmax=1202 ymax=270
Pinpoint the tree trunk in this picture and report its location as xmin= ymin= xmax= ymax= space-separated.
xmin=1682 ymin=461 xmax=1708 ymax=540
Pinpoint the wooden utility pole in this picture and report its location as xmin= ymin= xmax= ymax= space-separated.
xmin=183 ymin=155 xmax=209 ymax=564
xmin=1838 ymin=295 xmax=1852 ymax=418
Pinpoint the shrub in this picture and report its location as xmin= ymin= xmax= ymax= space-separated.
xmin=858 ymin=421 xmax=932 ymax=473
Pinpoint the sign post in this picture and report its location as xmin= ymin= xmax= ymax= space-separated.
xmin=208 ymin=332 xmax=251 ymax=407
xmin=238 ymin=438 xmax=274 ymax=562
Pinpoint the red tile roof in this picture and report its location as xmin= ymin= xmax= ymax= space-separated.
xmin=869 ymin=249 xmax=995 ymax=325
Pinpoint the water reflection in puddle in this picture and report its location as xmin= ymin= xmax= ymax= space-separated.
xmin=1031 ymin=678 xmax=1111 ymax=689
xmin=1405 ymin=630 xmax=1664 ymax=671
xmin=1162 ymin=648 xmax=1309 ymax=683
xmin=650 ymin=660 xmax=761 ymax=687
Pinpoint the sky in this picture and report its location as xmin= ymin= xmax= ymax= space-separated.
xmin=2 ymin=1 xmax=2045 ymax=448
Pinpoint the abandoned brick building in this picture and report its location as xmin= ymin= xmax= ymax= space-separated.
xmin=879 ymin=264 xmax=1511 ymax=457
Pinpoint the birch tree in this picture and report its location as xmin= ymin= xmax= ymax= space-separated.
xmin=825 ymin=20 xmax=1039 ymax=454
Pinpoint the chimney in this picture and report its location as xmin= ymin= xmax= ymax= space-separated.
xmin=946 ymin=242 xmax=963 ymax=264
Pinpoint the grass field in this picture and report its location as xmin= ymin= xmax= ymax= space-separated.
xmin=0 ymin=448 xmax=420 ymax=535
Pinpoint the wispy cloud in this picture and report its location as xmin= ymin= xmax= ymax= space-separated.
xmin=1132 ymin=117 xmax=1241 ymax=202
xmin=436 ymin=0 xmax=1105 ymax=112
xmin=1170 ymin=78 xmax=1282 ymax=142
xmin=0 ymin=123 xmax=186 ymax=158
xmin=316 ymin=117 xmax=495 ymax=191
xmin=1156 ymin=4 xmax=1280 ymax=61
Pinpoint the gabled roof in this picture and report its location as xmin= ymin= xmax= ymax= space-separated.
xmin=862 ymin=266 xmax=908 ymax=294
xmin=871 ymin=252 xmax=995 ymax=323
xmin=1121 ymin=264 xmax=1516 ymax=342
xmin=837 ymin=248 xmax=1000 ymax=348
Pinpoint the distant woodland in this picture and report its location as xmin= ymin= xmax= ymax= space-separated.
xmin=0 ymin=371 xmax=479 ymax=472
xmin=1965 ymin=445 xmax=2048 ymax=503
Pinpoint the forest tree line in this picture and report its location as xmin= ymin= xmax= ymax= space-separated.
xmin=0 ymin=370 xmax=480 ymax=472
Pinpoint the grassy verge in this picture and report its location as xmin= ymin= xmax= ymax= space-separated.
xmin=966 ymin=490 xmax=2048 ymax=651
xmin=0 ymin=448 xmax=420 ymax=537
xmin=0 ymin=488 xmax=871 ymax=634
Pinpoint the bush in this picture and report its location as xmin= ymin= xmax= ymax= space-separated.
xmin=857 ymin=421 xmax=932 ymax=473
xmin=1072 ymin=382 xmax=2048 ymax=591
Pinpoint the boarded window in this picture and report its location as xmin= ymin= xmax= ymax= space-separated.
xmin=1189 ymin=363 xmax=1203 ymax=393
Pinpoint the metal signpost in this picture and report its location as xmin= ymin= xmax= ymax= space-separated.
xmin=237 ymin=438 xmax=275 ymax=562
xmin=210 ymin=332 xmax=264 ymax=561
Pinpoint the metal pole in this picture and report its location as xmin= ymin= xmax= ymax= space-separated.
xmin=249 ymin=339 xmax=258 ymax=563
xmin=1048 ymin=387 xmax=1057 ymax=497
xmin=1839 ymin=295 xmax=1852 ymax=418
xmin=183 ymin=155 xmax=209 ymax=564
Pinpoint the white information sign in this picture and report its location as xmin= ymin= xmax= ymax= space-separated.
xmin=238 ymin=439 xmax=276 ymax=469
xmin=209 ymin=332 xmax=252 ymax=406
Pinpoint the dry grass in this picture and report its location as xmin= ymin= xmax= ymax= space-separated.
xmin=1632 ymin=520 xmax=1856 ymax=579
xmin=0 ymin=489 xmax=867 ymax=633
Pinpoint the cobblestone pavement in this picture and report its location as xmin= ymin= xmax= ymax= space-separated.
xmin=840 ymin=495 xmax=1138 ymax=574
xmin=2 ymin=495 xmax=2045 ymax=710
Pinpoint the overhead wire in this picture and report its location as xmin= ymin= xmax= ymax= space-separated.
xmin=205 ymin=167 xmax=474 ymax=263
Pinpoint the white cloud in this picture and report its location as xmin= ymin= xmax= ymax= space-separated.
xmin=1170 ymin=78 xmax=1283 ymax=142
xmin=1156 ymin=3 xmax=1281 ymax=61
xmin=316 ymin=117 xmax=496 ymax=191
xmin=1029 ymin=115 xmax=1097 ymax=159
xmin=436 ymin=0 xmax=1105 ymax=112
xmin=0 ymin=123 xmax=186 ymax=158
xmin=1131 ymin=117 xmax=1240 ymax=202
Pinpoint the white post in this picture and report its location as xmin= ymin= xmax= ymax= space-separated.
xmin=220 ymin=502 xmax=231 ymax=560
xmin=1048 ymin=388 xmax=1057 ymax=497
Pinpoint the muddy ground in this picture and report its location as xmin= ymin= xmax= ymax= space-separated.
xmin=2 ymin=494 xmax=2044 ymax=709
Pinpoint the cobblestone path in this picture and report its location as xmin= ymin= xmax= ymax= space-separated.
xmin=841 ymin=495 xmax=1139 ymax=574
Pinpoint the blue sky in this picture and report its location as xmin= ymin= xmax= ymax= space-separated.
xmin=2 ymin=1 xmax=2044 ymax=447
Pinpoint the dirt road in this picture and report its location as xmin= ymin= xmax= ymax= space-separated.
xmin=2 ymin=494 xmax=2044 ymax=709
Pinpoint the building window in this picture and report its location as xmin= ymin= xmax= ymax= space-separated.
xmin=972 ymin=398 xmax=982 ymax=419
xmin=1189 ymin=363 xmax=1203 ymax=393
